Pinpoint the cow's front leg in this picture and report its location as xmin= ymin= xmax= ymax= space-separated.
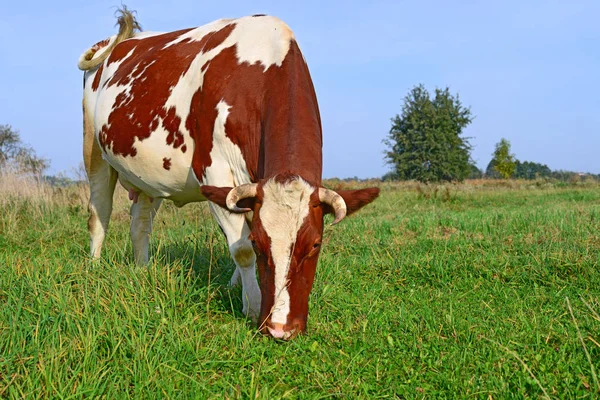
xmin=208 ymin=203 xmax=261 ymax=321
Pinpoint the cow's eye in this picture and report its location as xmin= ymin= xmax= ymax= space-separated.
xmin=312 ymin=242 xmax=321 ymax=249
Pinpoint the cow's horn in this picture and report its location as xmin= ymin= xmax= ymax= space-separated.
xmin=319 ymin=188 xmax=347 ymax=225
xmin=226 ymin=183 xmax=258 ymax=212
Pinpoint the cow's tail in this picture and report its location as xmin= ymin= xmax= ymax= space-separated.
xmin=78 ymin=6 xmax=141 ymax=71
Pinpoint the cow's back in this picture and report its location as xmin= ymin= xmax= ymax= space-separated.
xmin=82 ymin=16 xmax=297 ymax=205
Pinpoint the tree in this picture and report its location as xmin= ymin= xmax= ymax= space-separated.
xmin=384 ymin=84 xmax=473 ymax=182
xmin=513 ymin=160 xmax=551 ymax=180
xmin=485 ymin=159 xmax=500 ymax=179
xmin=381 ymin=170 xmax=399 ymax=181
xmin=0 ymin=124 xmax=49 ymax=175
xmin=468 ymin=163 xmax=483 ymax=179
xmin=489 ymin=138 xmax=516 ymax=179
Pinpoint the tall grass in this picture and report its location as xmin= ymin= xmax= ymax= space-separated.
xmin=0 ymin=174 xmax=599 ymax=398
xmin=0 ymin=167 xmax=56 ymax=206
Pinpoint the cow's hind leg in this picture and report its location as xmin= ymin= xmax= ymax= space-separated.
xmin=87 ymin=164 xmax=118 ymax=259
xmin=208 ymin=203 xmax=261 ymax=321
xmin=130 ymin=193 xmax=162 ymax=265
xmin=84 ymin=110 xmax=118 ymax=259
xmin=88 ymin=164 xmax=117 ymax=258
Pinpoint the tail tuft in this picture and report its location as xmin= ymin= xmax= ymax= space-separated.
xmin=78 ymin=6 xmax=142 ymax=71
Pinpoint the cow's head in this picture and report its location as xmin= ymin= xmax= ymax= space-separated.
xmin=201 ymin=174 xmax=379 ymax=339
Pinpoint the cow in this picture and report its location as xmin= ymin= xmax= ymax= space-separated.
xmin=79 ymin=8 xmax=379 ymax=340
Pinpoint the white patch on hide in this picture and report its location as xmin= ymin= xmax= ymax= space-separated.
xmin=231 ymin=16 xmax=294 ymax=71
xmin=260 ymin=178 xmax=314 ymax=325
xmin=163 ymin=15 xmax=294 ymax=72
xmin=202 ymin=100 xmax=252 ymax=187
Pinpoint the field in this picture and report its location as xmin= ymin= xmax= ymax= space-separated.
xmin=1 ymin=175 xmax=599 ymax=398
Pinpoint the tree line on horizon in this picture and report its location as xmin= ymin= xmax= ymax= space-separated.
xmin=0 ymin=124 xmax=49 ymax=176
xmin=382 ymin=84 xmax=594 ymax=183
xmin=0 ymin=94 xmax=595 ymax=187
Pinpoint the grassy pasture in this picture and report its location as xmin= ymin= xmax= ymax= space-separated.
xmin=0 ymin=175 xmax=599 ymax=398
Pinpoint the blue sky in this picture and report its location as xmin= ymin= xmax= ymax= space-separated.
xmin=1 ymin=0 xmax=598 ymax=178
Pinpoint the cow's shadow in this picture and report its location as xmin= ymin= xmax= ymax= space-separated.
xmin=152 ymin=232 xmax=247 ymax=321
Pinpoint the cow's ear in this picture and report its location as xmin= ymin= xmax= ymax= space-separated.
xmin=323 ymin=187 xmax=380 ymax=217
xmin=200 ymin=185 xmax=255 ymax=213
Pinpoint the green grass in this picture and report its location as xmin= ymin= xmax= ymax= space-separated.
xmin=1 ymin=182 xmax=599 ymax=398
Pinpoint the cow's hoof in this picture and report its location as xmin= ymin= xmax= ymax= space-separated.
xmin=242 ymin=295 xmax=261 ymax=324
xmin=242 ymin=306 xmax=259 ymax=324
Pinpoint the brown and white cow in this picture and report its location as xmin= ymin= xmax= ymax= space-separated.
xmin=79 ymin=8 xmax=379 ymax=339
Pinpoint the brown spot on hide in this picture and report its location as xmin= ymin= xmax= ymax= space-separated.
xmin=91 ymin=63 xmax=104 ymax=91
xmin=163 ymin=157 xmax=171 ymax=170
xmin=98 ymin=24 xmax=236 ymax=158
xmin=163 ymin=107 xmax=184 ymax=149
xmin=86 ymin=37 xmax=111 ymax=62
xmin=91 ymin=38 xmax=111 ymax=53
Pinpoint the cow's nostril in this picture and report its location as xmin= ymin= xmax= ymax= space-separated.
xmin=267 ymin=322 xmax=295 ymax=340
xmin=267 ymin=326 xmax=295 ymax=340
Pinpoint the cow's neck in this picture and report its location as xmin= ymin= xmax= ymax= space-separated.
xmin=261 ymin=126 xmax=322 ymax=185
xmin=259 ymin=40 xmax=323 ymax=185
